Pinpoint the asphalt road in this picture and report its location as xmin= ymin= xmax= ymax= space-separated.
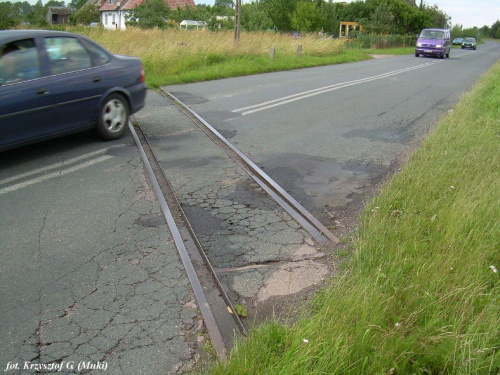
xmin=0 ymin=133 xmax=202 ymax=374
xmin=1 ymin=41 xmax=499 ymax=374
xmin=166 ymin=41 xmax=500 ymax=226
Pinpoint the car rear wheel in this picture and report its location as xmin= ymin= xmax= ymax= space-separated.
xmin=415 ymin=53 xmax=419 ymax=57
xmin=97 ymin=93 xmax=129 ymax=140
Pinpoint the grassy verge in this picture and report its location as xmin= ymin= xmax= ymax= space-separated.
xmin=88 ymin=28 xmax=369 ymax=86
xmin=363 ymin=46 xmax=415 ymax=55
xmin=41 ymin=27 xmax=372 ymax=86
xmin=209 ymin=59 xmax=500 ymax=374
xmin=145 ymin=49 xmax=368 ymax=86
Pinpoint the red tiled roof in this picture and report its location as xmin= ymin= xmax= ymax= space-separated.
xmin=99 ymin=0 xmax=195 ymax=11
xmin=99 ymin=0 xmax=121 ymax=11
xmin=168 ymin=0 xmax=195 ymax=8
xmin=121 ymin=0 xmax=145 ymax=10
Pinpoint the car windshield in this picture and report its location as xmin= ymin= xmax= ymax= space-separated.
xmin=420 ymin=30 xmax=445 ymax=39
xmin=465 ymin=38 xmax=476 ymax=42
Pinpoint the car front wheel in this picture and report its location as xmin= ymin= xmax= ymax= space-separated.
xmin=97 ymin=94 xmax=129 ymax=140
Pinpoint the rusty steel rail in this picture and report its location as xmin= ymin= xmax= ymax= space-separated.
xmin=161 ymin=89 xmax=339 ymax=247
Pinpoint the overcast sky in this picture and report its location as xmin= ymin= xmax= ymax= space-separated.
xmin=197 ymin=0 xmax=500 ymax=29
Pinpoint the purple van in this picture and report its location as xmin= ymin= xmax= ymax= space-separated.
xmin=415 ymin=28 xmax=451 ymax=59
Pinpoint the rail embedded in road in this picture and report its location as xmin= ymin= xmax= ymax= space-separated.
xmin=128 ymin=121 xmax=242 ymax=359
xmin=161 ymin=88 xmax=339 ymax=246
xmin=130 ymin=89 xmax=340 ymax=358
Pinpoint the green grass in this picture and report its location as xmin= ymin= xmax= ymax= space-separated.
xmin=362 ymin=47 xmax=415 ymax=55
xmin=146 ymin=49 xmax=369 ymax=86
xmin=209 ymin=58 xmax=500 ymax=374
xmin=17 ymin=26 xmax=406 ymax=86
xmin=63 ymin=27 xmax=364 ymax=87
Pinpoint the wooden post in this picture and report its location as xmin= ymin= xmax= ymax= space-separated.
xmin=269 ymin=47 xmax=275 ymax=59
xmin=234 ymin=0 xmax=242 ymax=44
xmin=297 ymin=45 xmax=302 ymax=57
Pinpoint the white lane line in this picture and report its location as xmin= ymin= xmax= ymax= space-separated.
xmin=0 ymin=145 xmax=124 ymax=186
xmin=0 ymin=155 xmax=113 ymax=195
xmin=233 ymin=60 xmax=442 ymax=115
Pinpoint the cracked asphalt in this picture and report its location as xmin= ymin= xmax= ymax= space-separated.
xmin=0 ymin=134 xmax=203 ymax=374
xmin=134 ymin=90 xmax=331 ymax=323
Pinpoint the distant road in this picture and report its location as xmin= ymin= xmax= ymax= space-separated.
xmin=164 ymin=41 xmax=500 ymax=225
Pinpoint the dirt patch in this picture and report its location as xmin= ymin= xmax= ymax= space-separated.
xmin=369 ymin=54 xmax=394 ymax=59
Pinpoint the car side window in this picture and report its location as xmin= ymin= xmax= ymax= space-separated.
xmin=0 ymin=39 xmax=41 ymax=85
xmin=83 ymin=41 xmax=111 ymax=66
xmin=44 ymin=37 xmax=92 ymax=75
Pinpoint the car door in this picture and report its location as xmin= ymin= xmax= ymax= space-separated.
xmin=0 ymin=37 xmax=60 ymax=149
xmin=42 ymin=36 xmax=109 ymax=130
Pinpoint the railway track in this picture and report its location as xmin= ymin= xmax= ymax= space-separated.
xmin=130 ymin=90 xmax=339 ymax=358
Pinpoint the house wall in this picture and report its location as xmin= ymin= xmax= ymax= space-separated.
xmin=101 ymin=11 xmax=128 ymax=30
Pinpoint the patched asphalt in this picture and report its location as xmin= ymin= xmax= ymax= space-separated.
xmin=133 ymin=90 xmax=332 ymax=325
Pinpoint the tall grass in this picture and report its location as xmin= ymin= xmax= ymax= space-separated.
xmin=55 ymin=27 xmax=362 ymax=86
xmin=209 ymin=58 xmax=500 ymax=374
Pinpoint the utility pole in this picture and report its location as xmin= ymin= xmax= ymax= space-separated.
xmin=234 ymin=0 xmax=241 ymax=43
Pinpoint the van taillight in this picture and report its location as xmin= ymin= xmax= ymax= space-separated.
xmin=140 ymin=66 xmax=145 ymax=83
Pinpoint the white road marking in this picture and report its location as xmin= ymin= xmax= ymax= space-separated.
xmin=233 ymin=60 xmax=442 ymax=116
xmin=0 ymin=146 xmax=124 ymax=186
xmin=0 ymin=155 xmax=114 ymax=195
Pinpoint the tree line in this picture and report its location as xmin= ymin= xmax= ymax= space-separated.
xmin=1 ymin=0 xmax=499 ymax=40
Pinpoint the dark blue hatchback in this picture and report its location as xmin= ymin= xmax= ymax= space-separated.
xmin=0 ymin=30 xmax=146 ymax=151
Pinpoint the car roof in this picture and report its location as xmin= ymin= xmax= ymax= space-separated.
xmin=0 ymin=30 xmax=86 ymax=45
xmin=1 ymin=30 xmax=76 ymax=38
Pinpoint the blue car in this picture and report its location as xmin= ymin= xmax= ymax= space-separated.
xmin=0 ymin=30 xmax=146 ymax=151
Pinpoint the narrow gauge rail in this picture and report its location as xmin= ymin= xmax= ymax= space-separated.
xmin=161 ymin=89 xmax=339 ymax=247
xmin=129 ymin=90 xmax=339 ymax=359
xmin=128 ymin=121 xmax=242 ymax=359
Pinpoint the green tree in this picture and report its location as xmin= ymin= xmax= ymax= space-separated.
xmin=68 ymin=0 xmax=89 ymax=11
xmin=169 ymin=3 xmax=204 ymax=23
xmin=292 ymin=2 xmax=326 ymax=32
xmin=70 ymin=3 xmax=100 ymax=25
xmin=46 ymin=1 xmax=66 ymax=7
xmin=364 ymin=1 xmax=394 ymax=34
xmin=450 ymin=23 xmax=463 ymax=39
xmin=421 ymin=4 xmax=449 ymax=29
xmin=261 ymin=0 xmax=298 ymax=31
xmin=126 ymin=0 xmax=170 ymax=29
xmin=490 ymin=20 xmax=500 ymax=38
xmin=341 ymin=0 xmax=372 ymax=23
xmin=0 ymin=2 xmax=20 ymax=29
xmin=479 ymin=25 xmax=490 ymax=38
xmin=462 ymin=26 xmax=478 ymax=39
xmin=26 ymin=0 xmax=48 ymax=26
xmin=389 ymin=0 xmax=423 ymax=34
xmin=214 ymin=0 xmax=233 ymax=9
xmin=241 ymin=3 xmax=273 ymax=31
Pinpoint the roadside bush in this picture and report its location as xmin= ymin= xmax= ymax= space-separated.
xmin=349 ymin=33 xmax=416 ymax=49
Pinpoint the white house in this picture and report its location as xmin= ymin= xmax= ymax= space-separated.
xmin=99 ymin=0 xmax=196 ymax=30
